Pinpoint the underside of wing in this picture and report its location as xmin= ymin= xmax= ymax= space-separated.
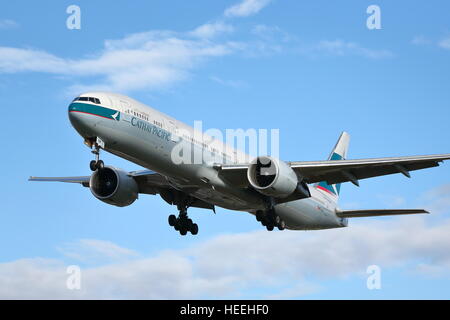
xmin=129 ymin=170 xmax=171 ymax=195
xmin=336 ymin=209 xmax=429 ymax=218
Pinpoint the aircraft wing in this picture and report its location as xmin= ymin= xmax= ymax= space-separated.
xmin=29 ymin=170 xmax=169 ymax=194
xmin=335 ymin=209 xmax=429 ymax=218
xmin=217 ymin=153 xmax=450 ymax=187
xmin=29 ymin=170 xmax=215 ymax=210
xmin=28 ymin=176 xmax=90 ymax=186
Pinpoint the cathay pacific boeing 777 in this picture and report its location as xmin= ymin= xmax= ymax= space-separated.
xmin=30 ymin=92 xmax=450 ymax=236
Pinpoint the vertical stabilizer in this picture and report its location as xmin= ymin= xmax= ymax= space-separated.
xmin=316 ymin=132 xmax=350 ymax=200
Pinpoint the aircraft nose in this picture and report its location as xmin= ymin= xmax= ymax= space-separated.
xmin=68 ymin=103 xmax=82 ymax=125
xmin=68 ymin=103 xmax=94 ymax=137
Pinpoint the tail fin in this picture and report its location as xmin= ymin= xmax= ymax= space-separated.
xmin=316 ymin=132 xmax=350 ymax=200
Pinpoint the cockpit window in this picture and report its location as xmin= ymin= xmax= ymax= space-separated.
xmin=73 ymin=97 xmax=101 ymax=104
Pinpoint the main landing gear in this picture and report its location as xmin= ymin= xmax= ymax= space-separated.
xmin=168 ymin=208 xmax=199 ymax=236
xmin=167 ymin=194 xmax=199 ymax=236
xmin=255 ymin=209 xmax=286 ymax=231
xmin=89 ymin=139 xmax=104 ymax=171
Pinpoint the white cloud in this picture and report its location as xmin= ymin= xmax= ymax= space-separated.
xmin=0 ymin=47 xmax=67 ymax=73
xmin=376 ymin=194 xmax=406 ymax=207
xmin=267 ymin=282 xmax=321 ymax=299
xmin=210 ymin=76 xmax=246 ymax=88
xmin=411 ymin=34 xmax=450 ymax=50
xmin=248 ymin=27 xmax=392 ymax=60
xmin=6 ymin=184 xmax=450 ymax=299
xmin=189 ymin=21 xmax=234 ymax=39
xmin=0 ymin=19 xmax=18 ymax=29
xmin=224 ymin=0 xmax=272 ymax=18
xmin=0 ymin=19 xmax=393 ymax=94
xmin=313 ymin=40 xmax=393 ymax=59
xmin=421 ymin=184 xmax=450 ymax=215
xmin=438 ymin=37 xmax=450 ymax=50
xmin=251 ymin=24 xmax=281 ymax=38
xmin=0 ymin=29 xmax=241 ymax=93
xmin=58 ymin=239 xmax=139 ymax=263
xmin=412 ymin=35 xmax=431 ymax=46
xmin=0 ymin=258 xmax=69 ymax=299
xmin=1 ymin=212 xmax=450 ymax=299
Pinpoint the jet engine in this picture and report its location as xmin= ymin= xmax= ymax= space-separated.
xmin=247 ymin=156 xmax=301 ymax=198
xmin=89 ymin=166 xmax=139 ymax=207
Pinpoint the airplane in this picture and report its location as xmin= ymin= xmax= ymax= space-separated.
xmin=30 ymin=92 xmax=450 ymax=236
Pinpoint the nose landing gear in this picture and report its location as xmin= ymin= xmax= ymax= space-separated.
xmin=90 ymin=159 xmax=104 ymax=171
xmin=89 ymin=138 xmax=105 ymax=171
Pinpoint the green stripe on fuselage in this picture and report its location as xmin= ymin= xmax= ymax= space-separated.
xmin=68 ymin=102 xmax=120 ymax=121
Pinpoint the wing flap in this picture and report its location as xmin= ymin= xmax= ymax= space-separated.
xmin=336 ymin=209 xmax=429 ymax=218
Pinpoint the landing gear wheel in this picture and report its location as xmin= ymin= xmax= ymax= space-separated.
xmin=257 ymin=210 xmax=280 ymax=230
xmin=190 ymin=223 xmax=199 ymax=235
xmin=96 ymin=160 xmax=104 ymax=170
xmin=89 ymin=160 xmax=104 ymax=171
xmin=277 ymin=220 xmax=286 ymax=231
xmin=89 ymin=140 xmax=105 ymax=171
xmin=274 ymin=215 xmax=281 ymax=225
xmin=168 ymin=215 xmax=177 ymax=227
xmin=256 ymin=210 xmax=263 ymax=222
xmin=168 ymin=211 xmax=199 ymax=236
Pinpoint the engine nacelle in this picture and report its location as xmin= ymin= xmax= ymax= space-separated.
xmin=89 ymin=166 xmax=139 ymax=207
xmin=247 ymin=156 xmax=298 ymax=198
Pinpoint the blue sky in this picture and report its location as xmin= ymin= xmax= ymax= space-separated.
xmin=1 ymin=0 xmax=450 ymax=299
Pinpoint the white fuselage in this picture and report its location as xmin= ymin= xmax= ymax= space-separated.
xmin=68 ymin=92 xmax=347 ymax=230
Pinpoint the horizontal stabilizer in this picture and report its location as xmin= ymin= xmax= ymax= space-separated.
xmin=336 ymin=209 xmax=429 ymax=218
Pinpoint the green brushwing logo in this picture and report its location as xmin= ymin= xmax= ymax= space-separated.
xmin=317 ymin=152 xmax=343 ymax=195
